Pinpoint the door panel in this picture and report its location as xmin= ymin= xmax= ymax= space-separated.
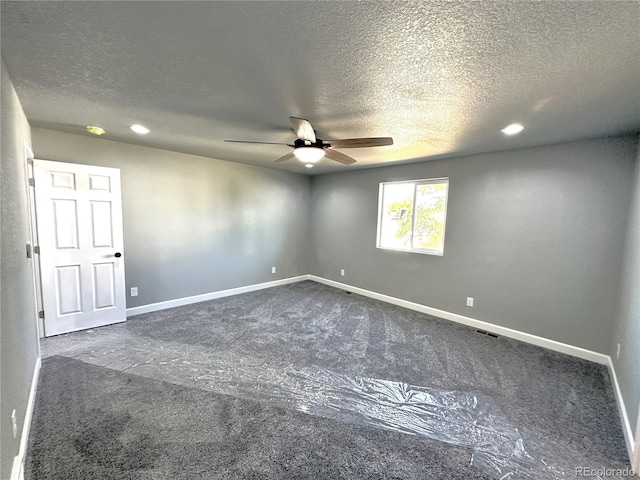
xmin=51 ymin=170 xmax=76 ymax=189
xmin=92 ymin=263 xmax=116 ymax=309
xmin=89 ymin=174 xmax=111 ymax=192
xmin=55 ymin=265 xmax=82 ymax=315
xmin=90 ymin=201 xmax=113 ymax=247
xmin=35 ymin=159 xmax=126 ymax=336
xmin=52 ymin=199 xmax=79 ymax=249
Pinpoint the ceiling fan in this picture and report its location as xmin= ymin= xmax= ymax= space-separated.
xmin=225 ymin=117 xmax=393 ymax=165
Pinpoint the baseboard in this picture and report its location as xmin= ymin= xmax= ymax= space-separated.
xmin=10 ymin=356 xmax=41 ymax=480
xmin=633 ymin=413 xmax=640 ymax=473
xmin=126 ymin=275 xmax=310 ymax=317
xmin=607 ymin=358 xmax=636 ymax=462
xmin=308 ymin=275 xmax=609 ymax=365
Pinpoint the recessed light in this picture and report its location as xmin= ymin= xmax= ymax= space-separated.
xmin=305 ymin=164 xmax=314 ymax=169
xmin=501 ymin=123 xmax=524 ymax=135
xmin=86 ymin=125 xmax=106 ymax=136
xmin=129 ymin=124 xmax=150 ymax=134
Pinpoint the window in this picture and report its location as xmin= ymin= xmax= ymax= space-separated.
xmin=377 ymin=178 xmax=449 ymax=255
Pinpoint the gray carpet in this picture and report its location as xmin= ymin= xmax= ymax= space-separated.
xmin=28 ymin=356 xmax=486 ymax=479
xmin=30 ymin=280 xmax=633 ymax=479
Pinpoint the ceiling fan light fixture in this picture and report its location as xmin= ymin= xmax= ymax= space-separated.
xmin=294 ymin=147 xmax=324 ymax=163
xmin=227 ymin=117 xmax=390 ymax=165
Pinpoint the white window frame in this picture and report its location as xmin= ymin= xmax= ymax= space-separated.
xmin=376 ymin=177 xmax=449 ymax=256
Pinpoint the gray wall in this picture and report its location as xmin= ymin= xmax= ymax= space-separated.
xmin=310 ymin=136 xmax=638 ymax=354
xmin=1 ymin=61 xmax=39 ymax=480
xmin=31 ymin=128 xmax=311 ymax=308
xmin=611 ymin=136 xmax=640 ymax=436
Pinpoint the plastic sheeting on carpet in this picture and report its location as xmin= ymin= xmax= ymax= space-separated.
xmin=42 ymin=328 xmax=563 ymax=479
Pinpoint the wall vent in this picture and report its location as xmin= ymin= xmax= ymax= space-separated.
xmin=476 ymin=329 xmax=499 ymax=338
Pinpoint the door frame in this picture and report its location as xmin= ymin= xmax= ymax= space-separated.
xmin=24 ymin=142 xmax=45 ymax=338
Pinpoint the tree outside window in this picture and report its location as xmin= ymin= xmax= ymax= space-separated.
xmin=377 ymin=178 xmax=449 ymax=255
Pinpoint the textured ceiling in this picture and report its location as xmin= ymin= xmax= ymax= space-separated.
xmin=2 ymin=1 xmax=639 ymax=175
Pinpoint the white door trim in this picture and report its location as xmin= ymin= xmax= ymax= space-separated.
xmin=24 ymin=143 xmax=45 ymax=337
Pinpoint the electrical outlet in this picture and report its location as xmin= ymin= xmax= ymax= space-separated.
xmin=616 ymin=343 xmax=621 ymax=360
xmin=340 ymin=269 xmax=345 ymax=276
xmin=466 ymin=297 xmax=474 ymax=307
xmin=130 ymin=287 xmax=138 ymax=297
xmin=272 ymin=266 xmax=276 ymax=274
xmin=11 ymin=409 xmax=17 ymax=438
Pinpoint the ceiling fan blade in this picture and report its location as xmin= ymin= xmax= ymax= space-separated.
xmin=289 ymin=117 xmax=316 ymax=143
xmin=327 ymin=137 xmax=393 ymax=148
xmin=224 ymin=140 xmax=293 ymax=146
xmin=274 ymin=151 xmax=297 ymax=163
xmin=324 ymin=149 xmax=357 ymax=165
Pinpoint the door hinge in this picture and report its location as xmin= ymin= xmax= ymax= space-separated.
xmin=34 ymin=245 xmax=40 ymax=255
xmin=38 ymin=310 xmax=45 ymax=319
xmin=28 ymin=178 xmax=35 ymax=187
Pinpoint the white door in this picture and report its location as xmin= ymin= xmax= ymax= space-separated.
xmin=34 ymin=159 xmax=126 ymax=336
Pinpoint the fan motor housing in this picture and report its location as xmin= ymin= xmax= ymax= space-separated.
xmin=293 ymin=138 xmax=327 ymax=148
